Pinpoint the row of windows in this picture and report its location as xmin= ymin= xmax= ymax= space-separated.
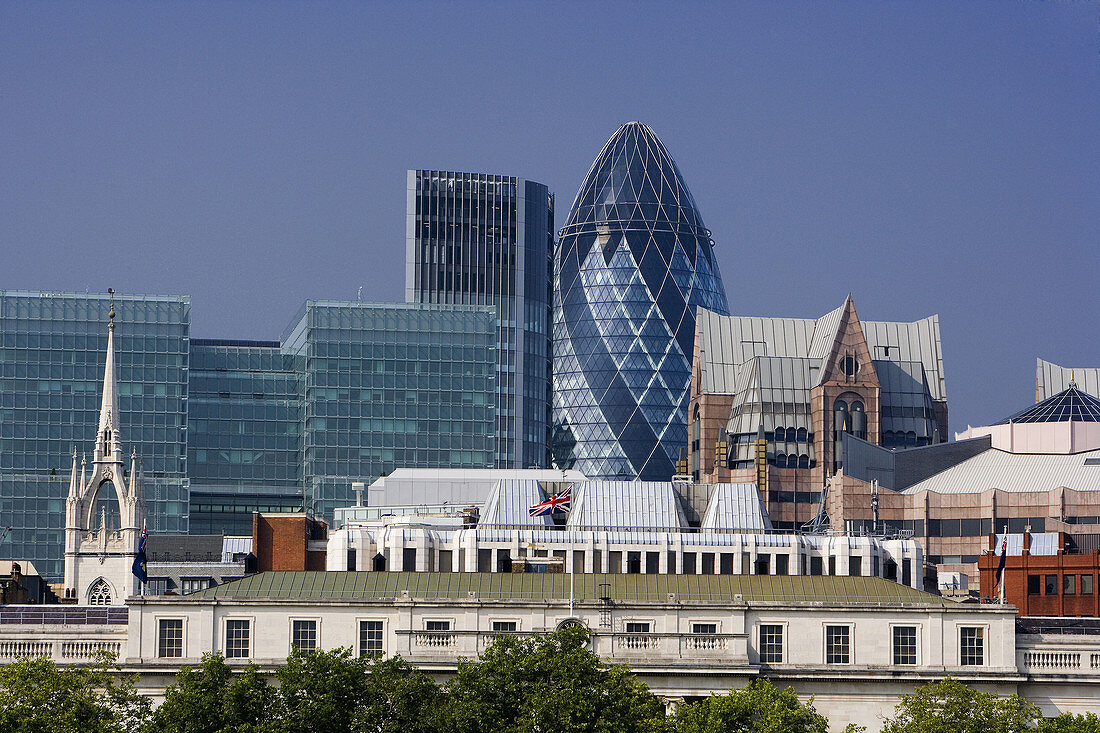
xmin=158 ymin=618 xmax=387 ymax=659
xmin=1028 ymin=573 xmax=1096 ymax=596
xmin=755 ymin=624 xmax=979 ymax=666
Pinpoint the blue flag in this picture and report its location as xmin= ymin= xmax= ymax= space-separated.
xmin=132 ymin=527 xmax=147 ymax=584
xmin=994 ymin=533 xmax=1007 ymax=587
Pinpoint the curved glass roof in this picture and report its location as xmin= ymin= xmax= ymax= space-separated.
xmin=995 ymin=384 xmax=1100 ymax=424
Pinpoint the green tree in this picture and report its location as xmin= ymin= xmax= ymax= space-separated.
xmin=879 ymin=677 xmax=1038 ymax=733
xmin=273 ymin=646 xmax=370 ymax=732
xmin=1036 ymin=712 xmax=1100 ymax=733
xmin=673 ymin=678 xmax=828 ymax=733
xmin=149 ymin=652 xmax=275 ymax=733
xmin=0 ymin=652 xmax=150 ymax=733
xmin=355 ymin=655 xmax=444 ymax=733
xmin=443 ymin=625 xmax=668 ymax=733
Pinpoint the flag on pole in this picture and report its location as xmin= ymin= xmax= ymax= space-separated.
xmin=132 ymin=527 xmax=148 ymax=584
xmin=529 ymin=489 xmax=571 ymax=517
xmin=994 ymin=532 xmax=1008 ymax=594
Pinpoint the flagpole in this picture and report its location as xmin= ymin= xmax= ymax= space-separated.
xmin=999 ymin=524 xmax=1007 ymax=605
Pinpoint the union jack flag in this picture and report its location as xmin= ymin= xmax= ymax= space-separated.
xmin=529 ymin=489 xmax=571 ymax=517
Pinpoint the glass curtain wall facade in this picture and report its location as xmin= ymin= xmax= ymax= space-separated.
xmin=0 ymin=291 xmax=191 ymax=578
xmin=282 ymin=301 xmax=497 ymax=521
xmin=187 ymin=340 xmax=303 ymax=535
xmin=553 ymin=122 xmax=730 ymax=480
xmin=406 ymin=170 xmax=554 ymax=469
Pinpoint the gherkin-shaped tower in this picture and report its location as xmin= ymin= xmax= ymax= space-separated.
xmin=553 ymin=122 xmax=730 ymax=480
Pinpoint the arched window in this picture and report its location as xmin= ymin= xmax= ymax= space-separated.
xmin=773 ymin=426 xmax=785 ymax=442
xmin=906 ymin=431 xmax=917 ymax=446
xmin=798 ymin=454 xmax=810 ymax=469
xmin=796 ymin=427 xmax=807 ymax=443
xmin=787 ymin=454 xmax=799 ymax=469
xmin=92 ymin=480 xmax=122 ymax=533
xmin=775 ymin=452 xmax=787 ymax=467
xmin=785 ymin=427 xmax=797 ymax=443
xmin=88 ymin=578 xmax=112 ymax=606
xmin=850 ymin=401 xmax=867 ymax=440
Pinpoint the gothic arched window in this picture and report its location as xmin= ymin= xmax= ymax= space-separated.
xmin=88 ymin=578 xmax=112 ymax=606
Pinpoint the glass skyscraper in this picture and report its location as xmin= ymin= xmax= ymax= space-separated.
xmin=553 ymin=122 xmax=730 ymax=480
xmin=283 ymin=301 xmax=497 ymax=521
xmin=406 ymin=170 xmax=554 ymax=469
xmin=0 ymin=291 xmax=191 ymax=578
xmin=0 ymin=292 xmax=497 ymax=577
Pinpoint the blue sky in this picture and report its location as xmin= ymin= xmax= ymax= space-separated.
xmin=2 ymin=1 xmax=1097 ymax=431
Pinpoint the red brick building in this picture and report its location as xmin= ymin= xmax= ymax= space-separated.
xmin=252 ymin=512 xmax=328 ymax=572
xmin=978 ymin=532 xmax=1100 ymax=616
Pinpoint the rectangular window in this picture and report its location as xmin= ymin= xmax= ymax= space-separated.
xmin=893 ymin=626 xmax=917 ymax=665
xmin=403 ymin=548 xmax=418 ymax=572
xmin=180 ymin=578 xmax=209 ymax=595
xmin=775 ymin=554 xmax=789 ymax=576
xmin=1083 ymin=574 xmax=1094 ymax=595
xmin=701 ymin=553 xmax=715 ymax=574
xmin=1064 ymin=574 xmax=1077 ymax=595
xmin=755 ymin=554 xmax=770 ymax=575
xmin=491 ymin=620 xmax=517 ymax=632
xmin=825 ymin=625 xmax=850 ymax=664
xmin=849 ymin=557 xmax=862 ymax=576
xmin=645 ymin=551 xmax=659 ymax=574
xmin=225 ymin=619 xmax=250 ymax=658
xmin=292 ymin=620 xmax=317 ymax=653
xmin=719 ymin=553 xmax=734 ymax=575
xmin=682 ymin=552 xmax=696 ymax=574
xmin=158 ymin=619 xmax=183 ymax=658
xmin=1027 ymin=574 xmax=1041 ymax=595
xmin=1045 ymin=575 xmax=1058 ymax=595
xmin=359 ymin=620 xmax=383 ymax=657
xmin=426 ymin=620 xmax=451 ymax=631
xmin=759 ymin=624 xmax=783 ymax=664
xmin=625 ymin=621 xmax=650 ymax=633
xmin=809 ymin=556 xmax=823 ymax=576
xmin=960 ymin=627 xmax=984 ymax=666
xmin=692 ymin=623 xmax=717 ymax=635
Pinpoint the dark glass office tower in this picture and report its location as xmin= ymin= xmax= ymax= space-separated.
xmin=406 ymin=170 xmax=555 ymax=469
xmin=553 ymin=122 xmax=730 ymax=480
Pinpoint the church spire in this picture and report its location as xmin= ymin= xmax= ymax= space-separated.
xmin=94 ymin=290 xmax=122 ymax=463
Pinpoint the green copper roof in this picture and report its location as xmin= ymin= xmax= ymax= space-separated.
xmin=188 ymin=572 xmax=949 ymax=607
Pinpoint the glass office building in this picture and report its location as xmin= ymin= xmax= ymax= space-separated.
xmin=0 ymin=291 xmax=191 ymax=578
xmin=283 ymin=301 xmax=497 ymax=521
xmin=407 ymin=170 xmax=554 ymax=469
xmin=187 ymin=340 xmax=304 ymax=535
xmin=553 ymin=122 xmax=730 ymax=480
xmin=0 ymin=292 xmax=497 ymax=578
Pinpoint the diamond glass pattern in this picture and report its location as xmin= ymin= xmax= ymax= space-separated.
xmin=553 ymin=122 xmax=730 ymax=480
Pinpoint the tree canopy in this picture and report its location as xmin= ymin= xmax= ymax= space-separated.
xmin=673 ymin=679 xmax=830 ymax=733
xmin=879 ymin=677 xmax=1038 ymax=733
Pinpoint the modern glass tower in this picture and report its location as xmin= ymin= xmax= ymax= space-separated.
xmin=0 ymin=291 xmax=191 ymax=579
xmin=0 ymin=292 xmax=498 ymax=577
xmin=283 ymin=301 xmax=497 ymax=521
xmin=406 ymin=170 xmax=554 ymax=469
xmin=553 ymin=122 xmax=730 ymax=480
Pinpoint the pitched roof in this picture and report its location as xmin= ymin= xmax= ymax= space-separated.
xmin=189 ymin=571 xmax=952 ymax=606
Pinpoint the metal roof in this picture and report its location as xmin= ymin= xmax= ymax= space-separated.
xmin=480 ymin=480 xmax=553 ymax=527
xmin=995 ymin=385 xmax=1100 ymax=424
xmin=700 ymin=483 xmax=772 ymax=531
xmin=1037 ymin=359 xmax=1100 ymax=402
xmin=567 ymin=481 xmax=687 ymax=530
xmin=901 ymin=448 xmax=1100 ymax=494
xmin=189 ymin=571 xmax=951 ymax=606
xmin=695 ymin=304 xmax=945 ymax=401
